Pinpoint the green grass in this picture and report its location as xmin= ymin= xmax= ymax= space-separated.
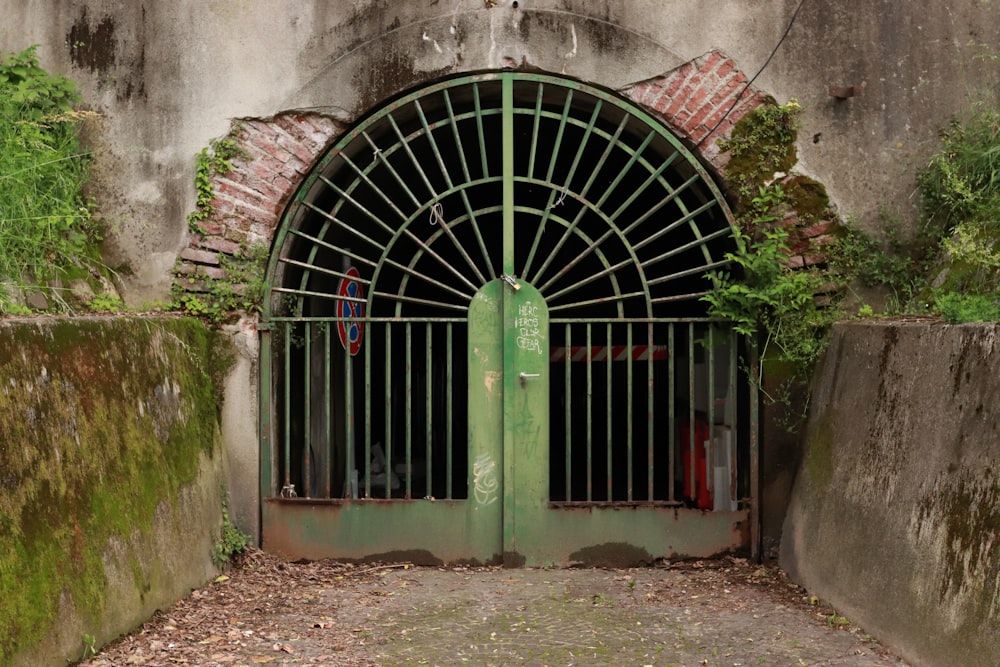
xmin=0 ymin=46 xmax=103 ymax=312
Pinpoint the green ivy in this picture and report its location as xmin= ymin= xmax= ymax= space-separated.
xmin=187 ymin=132 xmax=248 ymax=234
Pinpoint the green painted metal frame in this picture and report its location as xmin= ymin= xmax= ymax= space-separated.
xmin=259 ymin=71 xmax=760 ymax=565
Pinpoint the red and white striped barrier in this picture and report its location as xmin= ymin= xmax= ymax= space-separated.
xmin=549 ymin=346 xmax=669 ymax=362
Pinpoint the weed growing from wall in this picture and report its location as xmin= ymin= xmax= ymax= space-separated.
xmin=172 ymin=241 xmax=269 ymax=322
xmin=0 ymin=46 xmax=104 ymax=311
xmin=704 ymin=186 xmax=837 ymax=388
xmin=917 ymin=105 xmax=1000 ymax=321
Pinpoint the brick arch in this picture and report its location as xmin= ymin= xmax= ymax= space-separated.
xmin=173 ymin=51 xmax=770 ymax=303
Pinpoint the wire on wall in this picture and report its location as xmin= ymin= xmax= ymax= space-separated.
xmin=695 ymin=0 xmax=808 ymax=149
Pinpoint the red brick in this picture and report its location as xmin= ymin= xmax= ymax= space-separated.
xmin=799 ymin=221 xmax=836 ymax=238
xmin=217 ymin=181 xmax=265 ymax=206
xmin=199 ymin=237 xmax=242 ymax=255
xmin=274 ymin=133 xmax=317 ymax=165
xmin=221 ymin=213 xmax=253 ymax=233
xmin=224 ymin=228 xmax=250 ymax=245
xmin=273 ymin=175 xmax=296 ymax=199
xmin=176 ymin=262 xmax=198 ymax=275
xmin=664 ymin=83 xmax=696 ymax=118
xmin=809 ymin=233 xmax=837 ymax=247
xmin=714 ymin=58 xmax=736 ymax=80
xmin=232 ymin=200 xmax=276 ymax=226
xmin=702 ymin=51 xmax=724 ymax=72
xmin=200 ymin=265 xmax=227 ymax=280
xmin=686 ymin=103 xmax=716 ymax=134
xmin=248 ymin=134 xmax=291 ymax=163
xmin=179 ymin=278 xmax=211 ymax=293
xmin=652 ymin=90 xmax=673 ymax=115
xmin=709 ymin=76 xmax=746 ymax=110
xmin=683 ymin=87 xmax=710 ymax=113
xmin=273 ymin=115 xmax=307 ymax=139
xmin=244 ymin=118 xmax=281 ymax=140
xmin=180 ymin=248 xmax=220 ymax=265
xmin=664 ymin=68 xmax=691 ymax=98
xmin=196 ymin=220 xmax=224 ymax=236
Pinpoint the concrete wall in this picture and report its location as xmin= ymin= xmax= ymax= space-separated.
xmin=0 ymin=318 xmax=234 ymax=666
xmin=781 ymin=323 xmax=1000 ymax=667
xmin=2 ymin=1 xmax=998 ymax=302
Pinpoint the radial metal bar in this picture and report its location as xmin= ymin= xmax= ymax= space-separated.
xmin=651 ymin=290 xmax=714 ymax=304
xmin=443 ymin=89 xmax=495 ymax=280
xmin=527 ymin=82 xmax=544 ymax=179
xmin=473 ymin=83 xmax=490 ymax=178
xmin=617 ymin=172 xmax=702 ymax=239
xmin=369 ymin=291 xmax=471 ymax=312
xmin=631 ymin=200 xmax=721 ymax=254
xmin=502 ymin=75 xmax=515 ymax=275
xmin=526 ymin=100 xmax=604 ymax=285
xmin=648 ymin=258 xmax=733 ymax=287
xmin=387 ymin=113 xmax=439 ymax=203
xmin=413 ymin=100 xmax=490 ymax=286
xmin=522 ymin=88 xmax=575 ymax=279
xmin=361 ymin=130 xmax=422 ymax=207
xmin=639 ymin=226 xmax=733 ymax=272
xmin=548 ymin=291 xmax=648 ymax=313
xmin=301 ymin=201 xmax=388 ymax=253
xmin=527 ymin=114 xmax=629 ymax=291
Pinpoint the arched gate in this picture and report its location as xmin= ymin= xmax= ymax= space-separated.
xmin=259 ymin=72 xmax=758 ymax=566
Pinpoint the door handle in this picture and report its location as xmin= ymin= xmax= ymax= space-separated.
xmin=519 ymin=372 xmax=540 ymax=387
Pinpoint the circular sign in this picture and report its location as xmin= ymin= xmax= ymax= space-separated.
xmin=337 ymin=267 xmax=365 ymax=356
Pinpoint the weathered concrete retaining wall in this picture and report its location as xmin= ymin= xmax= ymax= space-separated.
xmin=781 ymin=323 xmax=1000 ymax=667
xmin=0 ymin=317 xmax=234 ymax=667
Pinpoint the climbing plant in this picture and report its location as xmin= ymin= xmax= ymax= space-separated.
xmin=0 ymin=45 xmax=104 ymax=312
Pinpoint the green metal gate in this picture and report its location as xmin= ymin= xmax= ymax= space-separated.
xmin=260 ymin=72 xmax=758 ymax=566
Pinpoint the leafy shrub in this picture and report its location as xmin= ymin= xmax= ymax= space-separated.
xmin=0 ymin=45 xmax=103 ymax=310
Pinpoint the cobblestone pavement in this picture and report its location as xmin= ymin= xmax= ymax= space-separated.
xmin=84 ymin=554 xmax=912 ymax=667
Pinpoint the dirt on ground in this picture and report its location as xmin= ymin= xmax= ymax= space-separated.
xmin=79 ymin=549 xmax=910 ymax=667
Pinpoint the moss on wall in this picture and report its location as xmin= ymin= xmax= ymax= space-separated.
xmin=0 ymin=316 xmax=231 ymax=665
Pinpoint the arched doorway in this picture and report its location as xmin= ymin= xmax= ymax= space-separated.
xmin=259 ymin=72 xmax=757 ymax=566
